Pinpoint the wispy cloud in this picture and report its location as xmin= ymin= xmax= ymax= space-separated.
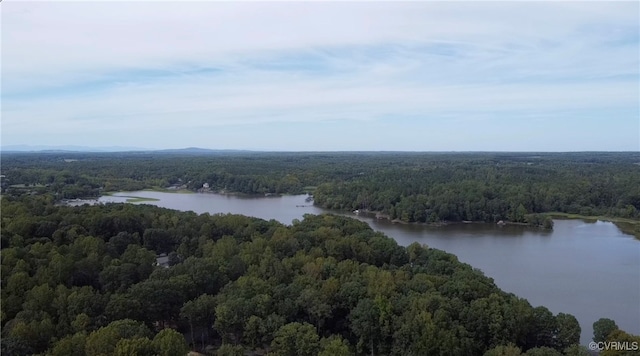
xmin=2 ymin=1 xmax=638 ymax=150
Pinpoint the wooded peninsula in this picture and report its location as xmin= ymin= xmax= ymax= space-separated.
xmin=3 ymin=151 xmax=639 ymax=235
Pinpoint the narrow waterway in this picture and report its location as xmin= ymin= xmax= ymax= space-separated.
xmin=95 ymin=191 xmax=640 ymax=344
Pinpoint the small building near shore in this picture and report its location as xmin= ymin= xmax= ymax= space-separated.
xmin=156 ymin=253 xmax=170 ymax=268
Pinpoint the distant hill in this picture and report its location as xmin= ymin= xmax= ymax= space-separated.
xmin=155 ymin=147 xmax=251 ymax=154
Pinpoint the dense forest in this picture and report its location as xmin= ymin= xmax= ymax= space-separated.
xmin=2 ymin=151 xmax=639 ymax=233
xmin=2 ymin=152 xmax=639 ymax=355
xmin=3 ymin=193 xmax=638 ymax=356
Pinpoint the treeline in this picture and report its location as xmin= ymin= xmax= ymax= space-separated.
xmin=312 ymin=153 xmax=640 ymax=225
xmin=2 ymin=152 xmax=640 ymax=226
xmin=0 ymin=152 xmax=341 ymax=197
xmin=6 ymin=194 xmax=637 ymax=355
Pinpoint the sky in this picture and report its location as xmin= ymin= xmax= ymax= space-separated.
xmin=1 ymin=1 xmax=639 ymax=151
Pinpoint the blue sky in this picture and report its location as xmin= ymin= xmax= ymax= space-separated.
xmin=2 ymin=1 xmax=639 ymax=151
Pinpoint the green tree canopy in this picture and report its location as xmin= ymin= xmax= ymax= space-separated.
xmin=270 ymin=322 xmax=319 ymax=356
xmin=593 ymin=318 xmax=619 ymax=343
xmin=152 ymin=328 xmax=189 ymax=356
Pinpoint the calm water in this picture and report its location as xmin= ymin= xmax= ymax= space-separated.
xmin=98 ymin=191 xmax=640 ymax=344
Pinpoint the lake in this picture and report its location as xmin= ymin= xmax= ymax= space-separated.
xmin=97 ymin=191 xmax=640 ymax=344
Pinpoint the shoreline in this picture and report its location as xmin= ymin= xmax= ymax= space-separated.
xmin=91 ymin=190 xmax=640 ymax=239
xmin=359 ymin=209 xmax=639 ymax=239
xmin=350 ymin=209 xmax=550 ymax=229
xmin=544 ymin=212 xmax=640 ymax=240
xmin=345 ymin=210 xmax=638 ymax=238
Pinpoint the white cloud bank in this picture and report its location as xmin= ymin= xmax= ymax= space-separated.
xmin=2 ymin=1 xmax=639 ymax=150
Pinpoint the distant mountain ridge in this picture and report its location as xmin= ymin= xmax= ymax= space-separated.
xmin=155 ymin=147 xmax=251 ymax=154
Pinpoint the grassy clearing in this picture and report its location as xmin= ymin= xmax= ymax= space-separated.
xmin=124 ymin=196 xmax=160 ymax=203
xmin=545 ymin=212 xmax=640 ymax=239
xmin=545 ymin=212 xmax=639 ymax=224
xmin=101 ymin=191 xmax=160 ymax=202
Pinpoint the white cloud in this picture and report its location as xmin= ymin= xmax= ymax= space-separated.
xmin=3 ymin=1 xmax=637 ymax=90
xmin=1 ymin=1 xmax=638 ymax=150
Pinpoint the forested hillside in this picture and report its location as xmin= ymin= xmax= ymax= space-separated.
xmin=6 ymin=194 xmax=637 ymax=355
xmin=2 ymin=152 xmax=639 ymax=231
